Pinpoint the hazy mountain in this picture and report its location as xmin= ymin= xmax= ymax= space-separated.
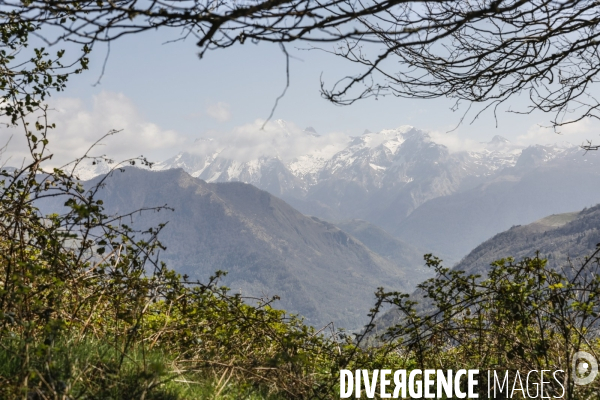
xmin=85 ymin=168 xmax=416 ymax=329
xmin=453 ymin=206 xmax=600 ymax=276
xmin=159 ymin=153 xmax=307 ymax=198
xmin=63 ymin=123 xmax=600 ymax=333
xmin=334 ymin=219 xmax=433 ymax=284
xmin=74 ymin=123 xmax=596 ymax=265
xmin=394 ymin=146 xmax=600 ymax=263
xmin=144 ymin=126 xmax=525 ymax=226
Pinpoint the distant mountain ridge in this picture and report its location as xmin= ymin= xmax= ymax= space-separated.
xmin=151 ymin=126 xmax=528 ymax=221
xmin=79 ymin=168 xmax=425 ymax=329
xmin=74 ymin=123 xmax=596 ymax=264
xmin=453 ymin=206 xmax=600 ymax=276
xmin=394 ymin=146 xmax=600 ymax=262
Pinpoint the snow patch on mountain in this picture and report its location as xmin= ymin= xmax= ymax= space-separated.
xmin=72 ymin=160 xmax=115 ymax=181
xmin=78 ymin=123 xmax=576 ymax=188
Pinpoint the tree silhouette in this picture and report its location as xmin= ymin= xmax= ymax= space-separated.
xmin=6 ymin=0 xmax=600 ymax=136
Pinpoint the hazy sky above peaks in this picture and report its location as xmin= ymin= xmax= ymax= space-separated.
xmin=4 ymin=28 xmax=600 ymax=165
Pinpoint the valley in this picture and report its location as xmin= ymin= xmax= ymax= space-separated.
xmin=75 ymin=124 xmax=600 ymax=330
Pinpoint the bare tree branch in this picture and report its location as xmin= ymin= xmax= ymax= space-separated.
xmin=6 ymin=0 xmax=600 ymax=133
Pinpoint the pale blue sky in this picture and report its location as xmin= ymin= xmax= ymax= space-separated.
xmin=65 ymin=29 xmax=551 ymax=137
xmin=6 ymin=27 xmax=599 ymax=165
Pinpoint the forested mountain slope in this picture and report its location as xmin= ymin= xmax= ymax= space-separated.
xmin=452 ymin=206 xmax=600 ymax=276
xmin=82 ymin=168 xmax=415 ymax=329
xmin=374 ymin=205 xmax=600 ymax=332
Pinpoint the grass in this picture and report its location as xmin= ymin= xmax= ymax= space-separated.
xmin=0 ymin=339 xmax=286 ymax=400
xmin=533 ymin=211 xmax=580 ymax=228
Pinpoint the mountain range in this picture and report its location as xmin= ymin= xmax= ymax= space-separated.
xmin=67 ymin=123 xmax=600 ymax=329
xmin=81 ymin=168 xmax=426 ymax=329
xmin=393 ymin=144 xmax=600 ymax=261
xmin=150 ymin=126 xmax=523 ymax=227
xmin=78 ymin=123 xmax=600 ymax=264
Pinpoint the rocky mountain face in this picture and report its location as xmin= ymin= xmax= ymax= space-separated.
xmin=80 ymin=168 xmax=424 ymax=329
xmin=149 ymin=127 xmax=525 ymax=227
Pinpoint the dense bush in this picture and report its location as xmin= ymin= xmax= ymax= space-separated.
xmin=374 ymin=253 xmax=600 ymax=399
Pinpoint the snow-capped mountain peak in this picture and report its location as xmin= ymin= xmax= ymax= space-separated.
xmin=73 ymin=124 xmax=581 ymax=229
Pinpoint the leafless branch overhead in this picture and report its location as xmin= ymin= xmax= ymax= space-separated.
xmin=5 ymin=0 xmax=600 ymax=128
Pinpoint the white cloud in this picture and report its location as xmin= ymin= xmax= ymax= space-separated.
xmin=427 ymin=117 xmax=600 ymax=153
xmin=428 ymin=130 xmax=486 ymax=153
xmin=206 ymin=101 xmax=232 ymax=122
xmin=517 ymin=118 xmax=600 ymax=147
xmin=0 ymin=98 xmax=345 ymax=173
xmin=0 ymin=91 xmax=186 ymax=168
xmin=186 ymin=119 xmax=349 ymax=163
